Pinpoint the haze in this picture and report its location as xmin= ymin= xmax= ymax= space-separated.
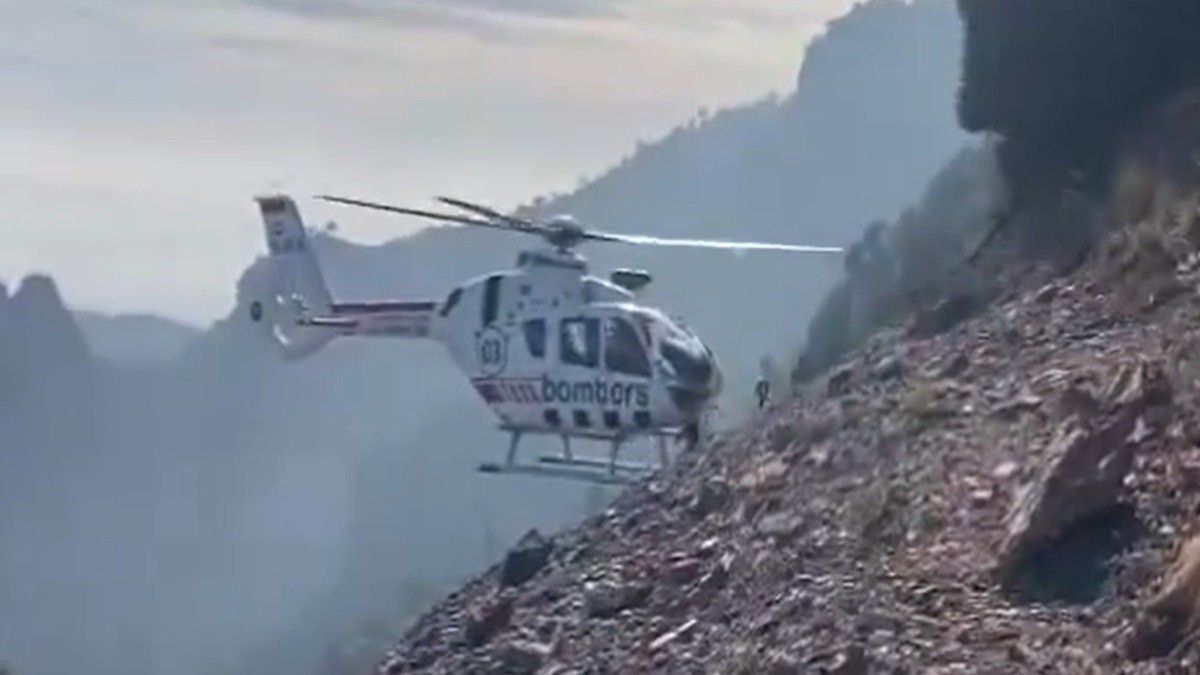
xmin=0 ymin=0 xmax=853 ymax=323
xmin=1 ymin=2 xmax=972 ymax=674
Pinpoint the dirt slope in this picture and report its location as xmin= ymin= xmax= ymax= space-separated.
xmin=374 ymin=250 xmax=1200 ymax=674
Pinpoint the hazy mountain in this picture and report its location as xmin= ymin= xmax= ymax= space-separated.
xmin=0 ymin=275 xmax=90 ymax=371
xmin=0 ymin=2 xmax=972 ymax=675
xmin=74 ymin=311 xmax=200 ymax=365
xmin=535 ymin=0 xmax=966 ymax=245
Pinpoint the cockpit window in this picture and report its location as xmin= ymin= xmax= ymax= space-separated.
xmin=440 ymin=287 xmax=463 ymax=317
xmin=560 ymin=318 xmax=599 ymax=368
xmin=523 ymin=319 xmax=546 ymax=359
xmin=630 ymin=311 xmax=655 ymax=347
xmin=661 ymin=338 xmax=713 ymax=385
xmin=605 ymin=317 xmax=651 ymax=377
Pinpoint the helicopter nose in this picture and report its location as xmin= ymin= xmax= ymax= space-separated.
xmin=662 ymin=341 xmax=721 ymax=412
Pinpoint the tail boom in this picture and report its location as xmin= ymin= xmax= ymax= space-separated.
xmin=253 ymin=195 xmax=436 ymax=357
xmin=307 ymin=301 xmax=438 ymax=338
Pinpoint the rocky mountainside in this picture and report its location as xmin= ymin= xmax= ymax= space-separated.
xmin=371 ymin=209 xmax=1200 ymax=673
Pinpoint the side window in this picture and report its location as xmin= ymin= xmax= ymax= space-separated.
xmin=482 ymin=275 xmax=502 ymax=327
xmin=560 ymin=318 xmax=599 ymax=368
xmin=604 ymin=317 xmax=651 ymax=377
xmin=523 ymin=319 xmax=546 ymax=359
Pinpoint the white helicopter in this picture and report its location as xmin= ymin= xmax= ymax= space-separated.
xmin=251 ymin=194 xmax=841 ymax=485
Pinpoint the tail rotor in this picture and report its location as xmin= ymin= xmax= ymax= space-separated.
xmin=252 ymin=195 xmax=336 ymax=359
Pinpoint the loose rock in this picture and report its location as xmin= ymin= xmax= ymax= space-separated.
xmin=465 ymin=593 xmax=515 ymax=647
xmin=583 ymin=579 xmax=651 ymax=619
xmin=690 ymin=478 xmax=731 ymax=517
xmin=997 ymin=413 xmax=1142 ymax=584
xmin=494 ymin=640 xmax=552 ymax=675
xmin=501 ymin=530 xmax=554 ymax=587
xmin=1129 ymin=524 xmax=1200 ymax=660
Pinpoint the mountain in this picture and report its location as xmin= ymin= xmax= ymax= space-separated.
xmin=0 ymin=2 xmax=971 ymax=675
xmin=370 ymin=217 xmax=1200 ymax=672
xmin=74 ymin=311 xmax=200 ymax=365
xmin=0 ymin=275 xmax=90 ymax=373
xmin=533 ymin=0 xmax=966 ymax=246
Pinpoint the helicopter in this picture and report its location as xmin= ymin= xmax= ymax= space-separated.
xmin=250 ymin=194 xmax=842 ymax=485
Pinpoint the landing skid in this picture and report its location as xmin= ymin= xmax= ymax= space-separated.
xmin=477 ymin=461 xmax=637 ymax=486
xmin=476 ymin=429 xmax=677 ymax=486
xmin=537 ymin=455 xmax=656 ymax=474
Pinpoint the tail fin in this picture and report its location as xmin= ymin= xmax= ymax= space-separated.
xmin=252 ymin=195 xmax=336 ymax=359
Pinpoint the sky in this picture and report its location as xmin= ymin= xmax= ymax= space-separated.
xmin=0 ymin=0 xmax=857 ymax=324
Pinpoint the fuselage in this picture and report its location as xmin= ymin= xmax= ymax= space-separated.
xmin=429 ymin=247 xmax=721 ymax=439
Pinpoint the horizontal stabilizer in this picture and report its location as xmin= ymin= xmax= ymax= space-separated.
xmin=298 ymin=316 xmax=359 ymax=329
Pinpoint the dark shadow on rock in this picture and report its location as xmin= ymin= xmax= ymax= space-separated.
xmin=1009 ymin=503 xmax=1142 ymax=604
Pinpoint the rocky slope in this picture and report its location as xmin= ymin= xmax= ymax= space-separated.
xmin=372 ymin=221 xmax=1200 ymax=673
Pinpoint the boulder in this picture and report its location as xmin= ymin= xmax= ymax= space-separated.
xmin=494 ymin=640 xmax=552 ymax=675
xmin=936 ymin=352 xmax=970 ymax=379
xmin=907 ymin=293 xmax=981 ymax=339
xmin=757 ymin=511 xmax=805 ymax=540
xmin=990 ymin=393 xmax=1042 ymax=420
xmin=739 ymin=459 xmax=791 ymax=493
xmin=997 ymin=421 xmax=1135 ymax=585
xmin=1128 ymin=525 xmax=1200 ymax=660
xmin=871 ymin=355 xmax=905 ymax=381
xmin=1034 ymin=283 xmax=1059 ymax=304
xmin=501 ymin=530 xmax=553 ymax=587
xmin=827 ymin=364 xmax=855 ymax=397
xmin=583 ymin=579 xmax=652 ymax=619
xmin=690 ymin=478 xmax=731 ymax=518
xmin=698 ymin=555 xmax=732 ymax=591
xmin=828 ymin=644 xmax=869 ymax=675
xmin=1103 ymin=359 xmax=1171 ymax=411
xmin=996 ymin=361 xmax=1169 ymax=585
xmin=466 ymin=592 xmax=515 ymax=647
xmin=662 ymin=557 xmax=703 ymax=585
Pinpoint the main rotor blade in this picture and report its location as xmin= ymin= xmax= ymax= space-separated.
xmin=586 ymin=230 xmax=844 ymax=254
xmin=317 ymin=195 xmax=520 ymax=232
xmin=436 ymin=196 xmax=540 ymax=232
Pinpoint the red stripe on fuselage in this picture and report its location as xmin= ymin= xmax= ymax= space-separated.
xmin=471 ymin=378 xmax=542 ymax=405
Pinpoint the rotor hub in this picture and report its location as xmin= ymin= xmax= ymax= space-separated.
xmin=544 ymin=215 xmax=586 ymax=251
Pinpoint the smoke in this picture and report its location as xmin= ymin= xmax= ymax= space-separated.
xmin=957 ymin=0 xmax=1200 ymax=206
